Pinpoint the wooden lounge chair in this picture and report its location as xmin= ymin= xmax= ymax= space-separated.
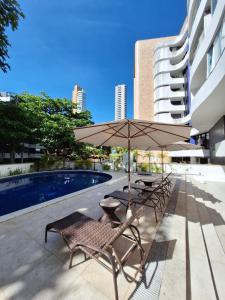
xmin=45 ymin=208 xmax=144 ymax=300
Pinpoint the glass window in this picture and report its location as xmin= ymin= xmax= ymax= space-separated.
xmin=211 ymin=0 xmax=218 ymax=14
xmin=212 ymin=33 xmax=221 ymax=69
xmin=207 ymin=45 xmax=213 ymax=76
xmin=221 ymin=15 xmax=225 ymax=51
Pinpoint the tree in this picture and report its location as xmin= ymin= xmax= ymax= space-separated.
xmin=0 ymin=0 xmax=25 ymax=72
xmin=0 ymin=99 xmax=38 ymax=162
xmin=0 ymin=92 xmax=94 ymax=163
xmin=17 ymin=93 xmax=93 ymax=163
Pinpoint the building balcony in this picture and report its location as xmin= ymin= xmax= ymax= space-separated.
xmin=190 ymin=0 xmax=225 ymax=92
xmin=154 ymin=23 xmax=188 ymax=51
xmin=154 ymin=39 xmax=189 ymax=65
xmin=155 ymin=112 xmax=190 ymax=125
xmin=154 ymin=54 xmax=188 ymax=77
xmin=189 ymin=0 xmax=207 ymax=39
xmin=154 ymin=100 xmax=185 ymax=114
xmin=154 ymin=73 xmax=186 ymax=89
xmin=191 ymin=49 xmax=225 ymax=133
xmin=154 ymin=86 xmax=186 ymax=102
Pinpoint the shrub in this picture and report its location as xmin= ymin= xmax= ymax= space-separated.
xmin=74 ymin=160 xmax=92 ymax=170
xmin=149 ymin=163 xmax=162 ymax=173
xmin=9 ymin=168 xmax=23 ymax=176
xmin=140 ymin=163 xmax=148 ymax=172
xmin=103 ymin=164 xmax=110 ymax=171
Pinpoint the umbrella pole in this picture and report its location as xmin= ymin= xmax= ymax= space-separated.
xmin=128 ymin=121 xmax=131 ymax=191
xmin=161 ymin=148 xmax=164 ymax=180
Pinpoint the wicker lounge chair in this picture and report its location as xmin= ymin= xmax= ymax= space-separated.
xmin=135 ymin=172 xmax=172 ymax=189
xmin=130 ymin=174 xmax=172 ymax=203
xmin=45 ymin=208 xmax=144 ymax=300
xmin=105 ymin=183 xmax=165 ymax=222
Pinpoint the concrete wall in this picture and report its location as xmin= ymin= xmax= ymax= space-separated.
xmin=134 ymin=36 xmax=174 ymax=121
xmin=209 ymin=116 xmax=225 ymax=165
xmin=0 ymin=163 xmax=33 ymax=177
xmin=165 ymin=163 xmax=225 ymax=182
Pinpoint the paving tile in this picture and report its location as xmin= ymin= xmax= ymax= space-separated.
xmin=0 ymin=235 xmax=52 ymax=285
xmin=81 ymin=260 xmax=131 ymax=300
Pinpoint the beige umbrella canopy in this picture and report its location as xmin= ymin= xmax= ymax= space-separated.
xmin=74 ymin=119 xmax=191 ymax=186
xmin=148 ymin=141 xmax=201 ymax=151
xmin=74 ymin=119 xmax=191 ymax=149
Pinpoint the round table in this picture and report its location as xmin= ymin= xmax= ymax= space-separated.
xmin=99 ymin=197 xmax=121 ymax=227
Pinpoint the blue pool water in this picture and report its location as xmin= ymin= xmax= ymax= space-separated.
xmin=0 ymin=171 xmax=112 ymax=217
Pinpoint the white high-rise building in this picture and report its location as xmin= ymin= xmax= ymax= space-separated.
xmin=115 ymin=84 xmax=127 ymax=120
xmin=134 ymin=0 xmax=225 ymax=165
xmin=72 ymin=85 xmax=86 ymax=113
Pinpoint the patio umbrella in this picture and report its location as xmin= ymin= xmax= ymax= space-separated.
xmin=74 ymin=119 xmax=191 ymax=187
xmin=147 ymin=141 xmax=201 ymax=176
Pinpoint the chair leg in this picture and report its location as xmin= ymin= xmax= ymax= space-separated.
xmin=45 ymin=227 xmax=48 ymax=243
xmin=112 ymin=261 xmax=119 ymax=300
xmin=69 ymin=252 xmax=74 ymax=269
xmin=154 ymin=208 xmax=158 ymax=223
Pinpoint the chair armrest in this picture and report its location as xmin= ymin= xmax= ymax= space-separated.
xmin=135 ymin=179 xmax=143 ymax=184
xmin=123 ymin=185 xmax=129 ymax=192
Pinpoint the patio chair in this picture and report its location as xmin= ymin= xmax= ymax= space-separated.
xmin=104 ymin=184 xmax=165 ymax=222
xmin=45 ymin=208 xmax=144 ymax=300
xmin=135 ymin=172 xmax=172 ymax=190
xmin=126 ymin=179 xmax=171 ymax=206
xmin=130 ymin=175 xmax=172 ymax=203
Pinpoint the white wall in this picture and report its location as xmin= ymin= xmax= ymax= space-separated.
xmin=0 ymin=163 xmax=33 ymax=177
xmin=165 ymin=163 xmax=225 ymax=182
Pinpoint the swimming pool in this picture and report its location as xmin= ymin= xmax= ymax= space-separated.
xmin=0 ymin=171 xmax=112 ymax=217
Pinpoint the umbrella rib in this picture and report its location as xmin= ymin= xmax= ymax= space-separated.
xmin=136 ymin=120 xmax=189 ymax=128
xmin=75 ymin=120 xmax=125 ymax=130
xmin=130 ymin=122 xmax=161 ymax=146
xmin=104 ymin=131 xmax=127 ymax=138
xmin=149 ymin=125 xmax=189 ymax=140
xmin=98 ymin=123 xmax=128 ymax=147
xmin=131 ymin=129 xmax=158 ymax=138
xmin=75 ymin=123 xmax=126 ymax=142
xmin=105 ymin=124 xmax=128 ymax=138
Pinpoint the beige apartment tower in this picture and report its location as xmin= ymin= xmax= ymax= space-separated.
xmin=134 ymin=36 xmax=174 ymax=121
xmin=72 ymin=84 xmax=86 ymax=113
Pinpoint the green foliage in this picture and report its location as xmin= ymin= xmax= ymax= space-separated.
xmin=140 ymin=163 xmax=148 ymax=172
xmin=31 ymin=155 xmax=60 ymax=171
xmin=0 ymin=99 xmax=39 ymax=162
xmin=0 ymin=92 xmax=93 ymax=162
xmin=17 ymin=92 xmax=93 ymax=157
xmin=149 ymin=164 xmax=162 ymax=173
xmin=74 ymin=160 xmax=92 ymax=170
xmin=102 ymin=164 xmax=110 ymax=171
xmin=0 ymin=0 xmax=25 ymax=72
xmin=9 ymin=168 xmax=22 ymax=176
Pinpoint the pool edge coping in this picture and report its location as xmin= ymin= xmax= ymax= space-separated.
xmin=0 ymin=171 xmax=126 ymax=223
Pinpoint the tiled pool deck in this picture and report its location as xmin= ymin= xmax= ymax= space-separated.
xmin=0 ymin=172 xmax=225 ymax=299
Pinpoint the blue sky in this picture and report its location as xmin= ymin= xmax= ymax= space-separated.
xmin=0 ymin=0 xmax=186 ymax=123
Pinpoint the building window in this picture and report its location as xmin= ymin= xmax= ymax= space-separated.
xmin=211 ymin=0 xmax=218 ymax=14
xmin=221 ymin=15 xmax=225 ymax=51
xmin=171 ymin=113 xmax=182 ymax=119
xmin=207 ymin=14 xmax=225 ymax=77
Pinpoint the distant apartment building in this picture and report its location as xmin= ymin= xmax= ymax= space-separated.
xmin=134 ymin=0 xmax=225 ymax=165
xmin=0 ymin=91 xmax=15 ymax=102
xmin=115 ymin=84 xmax=127 ymax=120
xmin=72 ymin=84 xmax=86 ymax=113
